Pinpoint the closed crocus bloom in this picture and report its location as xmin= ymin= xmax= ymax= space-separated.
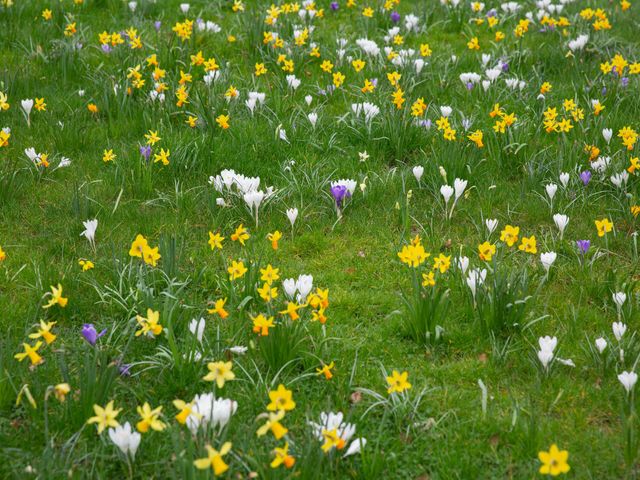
xmin=453 ymin=178 xmax=467 ymax=199
xmin=618 ymin=371 xmax=638 ymax=393
xmin=412 ymin=165 xmax=424 ymax=182
xmin=21 ymin=98 xmax=34 ymax=117
xmin=307 ymin=112 xmax=318 ymax=127
xmin=189 ymin=317 xmax=206 ymax=343
xmin=108 ymin=422 xmax=141 ymax=458
xmin=545 ymin=183 xmax=557 ymax=201
xmin=612 ymin=322 xmax=627 ymax=341
xmin=613 ymin=292 xmax=627 ymax=308
xmin=602 ymin=128 xmax=612 ymax=144
xmin=286 ymin=208 xmax=298 ymax=227
xmin=296 ymin=275 xmax=313 ymax=301
xmin=485 ymin=218 xmax=498 ymax=235
xmin=559 ymin=172 xmax=570 ymax=187
xmin=343 ymin=438 xmax=367 ymax=457
xmin=537 ymin=348 xmax=554 ymax=369
xmin=440 ymin=105 xmax=452 ymax=117
xmin=457 ymin=256 xmax=469 ymax=274
xmin=440 ymin=185 xmax=453 ymax=204
xmin=595 ymin=337 xmax=607 ymax=354
xmin=553 ymin=214 xmax=569 ymax=238
xmin=283 ymin=278 xmax=297 ymax=299
xmin=80 ymin=218 xmax=98 ymax=247
xmin=538 ymin=336 xmax=557 ymax=353
xmin=540 ymin=252 xmax=557 ymax=272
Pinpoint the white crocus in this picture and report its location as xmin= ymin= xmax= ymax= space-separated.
xmin=412 ymin=165 xmax=424 ymax=183
xmin=189 ymin=317 xmax=206 ymax=343
xmin=485 ymin=218 xmax=498 ymax=235
xmin=612 ymin=322 xmax=627 ymax=342
xmin=602 ymin=128 xmax=612 ymax=144
xmin=595 ymin=337 xmax=607 ymax=354
xmin=108 ymin=422 xmax=141 ymax=459
xmin=540 ymin=252 xmax=557 ymax=273
xmin=553 ymin=214 xmax=569 ymax=239
xmin=80 ymin=219 xmax=98 ymax=249
xmin=21 ymin=99 xmax=34 ymax=126
xmin=618 ymin=371 xmax=638 ymax=394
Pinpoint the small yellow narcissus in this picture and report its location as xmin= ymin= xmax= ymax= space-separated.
xmin=386 ymin=370 xmax=412 ymax=394
xmin=228 ymin=260 xmax=248 ymax=280
xmin=102 ymin=149 xmax=116 ymax=162
xmin=257 ymin=410 xmax=288 ymax=439
xmin=14 ymin=341 xmax=44 ymax=366
xmin=194 ymin=443 xmax=232 ymax=475
xmin=252 ymin=313 xmax=275 ymax=336
xmin=135 ymin=309 xmax=163 ymax=337
xmin=208 ymin=298 xmax=229 ymax=319
xmin=538 ymin=444 xmax=570 ymax=476
xmin=267 ymin=384 xmax=296 ymax=411
xmin=595 ymin=218 xmax=613 ymax=237
xmin=53 ymin=383 xmax=70 ymax=402
xmin=500 ymin=225 xmax=519 ymax=247
xmin=203 ymin=361 xmax=235 ymax=388
xmin=478 ymin=241 xmax=496 ymax=261
xmin=271 ymin=442 xmax=295 ymax=469
xmin=267 ymin=231 xmax=281 ymax=249
xmin=0 ymin=246 xmax=6 ymax=261
xmin=87 ymin=401 xmax=121 ymax=434
xmin=136 ymin=403 xmax=166 ymax=433
xmin=231 ymin=224 xmax=250 ymax=244
xmin=316 ymin=361 xmax=335 ymax=380
xmin=29 ymin=320 xmax=56 ymax=344
xmin=208 ymin=231 xmax=224 ymax=250
xmin=43 ymin=284 xmax=68 ymax=309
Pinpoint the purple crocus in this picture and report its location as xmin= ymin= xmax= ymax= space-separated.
xmin=119 ymin=363 xmax=132 ymax=376
xmin=330 ymin=1 xmax=339 ymax=10
xmin=601 ymin=86 xmax=607 ymax=96
xmin=101 ymin=44 xmax=112 ymax=54
xmin=621 ymin=77 xmax=629 ymax=87
xmin=390 ymin=11 xmax=401 ymax=22
xmin=82 ymin=324 xmax=107 ymax=346
xmin=331 ymin=184 xmax=350 ymax=208
xmin=466 ymin=82 xmax=474 ymax=91
xmin=501 ymin=61 xmax=509 ymax=72
xmin=140 ymin=145 xmax=152 ymax=160
xmin=580 ymin=170 xmax=592 ymax=186
xmin=154 ymin=21 xmax=162 ymax=32
xmin=576 ymin=240 xmax=591 ymax=255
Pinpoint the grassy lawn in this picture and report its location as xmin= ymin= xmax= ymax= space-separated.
xmin=0 ymin=0 xmax=639 ymax=478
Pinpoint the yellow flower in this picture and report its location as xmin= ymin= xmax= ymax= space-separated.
xmin=14 ymin=341 xmax=44 ymax=366
xmin=500 ymin=225 xmax=520 ymax=247
xmin=252 ymin=313 xmax=275 ymax=336
xmin=136 ymin=402 xmax=166 ymax=433
xmin=153 ymin=148 xmax=170 ymax=165
xmin=478 ymin=242 xmax=496 ymax=261
xmin=144 ymin=130 xmax=161 ymax=145
xmin=87 ymin=103 xmax=98 ymax=114
xmin=216 ymin=114 xmax=230 ymax=129
xmin=267 ymin=384 xmax=296 ymax=411
xmin=267 ymin=231 xmax=282 ymax=250
xmin=518 ymin=235 xmax=537 ymax=254
xmin=386 ymin=370 xmax=412 ymax=394
xmin=387 ymin=71 xmax=401 ymax=86
xmin=34 ymin=98 xmax=46 ymax=112
xmin=321 ymin=428 xmax=346 ymax=452
xmin=271 ymin=442 xmax=295 ymax=469
xmin=255 ymin=63 xmax=267 ymax=76
xmin=87 ymin=401 xmax=121 ymax=434
xmin=79 ymin=259 xmax=94 ymax=271
xmin=228 ymin=260 xmax=248 ymax=280
xmin=280 ymin=301 xmax=301 ymax=320
xmin=208 ymin=298 xmax=229 ymax=319
xmin=260 ymin=264 xmax=280 ymax=284
xmin=142 ymin=245 xmax=161 ymax=266
xmin=257 ymin=410 xmax=288 ymax=439
xmin=203 ymin=361 xmax=235 ymax=388
xmin=28 ymin=320 xmax=57 ymax=345
xmin=468 ymin=130 xmax=484 ymax=148
xmin=208 ymin=231 xmax=225 ymax=250
xmin=391 ymin=88 xmax=405 ymax=109
xmin=397 ymin=243 xmax=429 ymax=267
xmin=43 ymin=284 xmax=68 ymax=309
xmin=231 ymin=224 xmax=250 ymax=245
xmin=595 ymin=218 xmax=613 ymax=237
xmin=194 ymin=442 xmax=232 ymax=475
xmin=432 ymin=253 xmax=451 ymax=273
xmin=538 ymin=444 xmax=570 ymax=476
xmin=467 ymin=37 xmax=480 ymax=50
xmin=352 ymin=59 xmax=366 ymax=72
xmin=422 ymin=271 xmax=436 ymax=287
xmin=42 ymin=8 xmax=52 ymax=20
xmin=53 ymin=383 xmax=70 ymax=402
xmin=320 ymin=60 xmax=334 ymax=73
xmin=332 ymin=72 xmax=345 ymax=88
xmin=316 ymin=361 xmax=335 ymax=380
xmin=135 ymin=309 xmax=163 ymax=337
xmin=173 ymin=399 xmax=199 ymax=424
xmin=411 ymin=97 xmax=427 ymax=117
xmin=129 ymin=235 xmax=149 ymax=258
xmin=0 ymin=245 xmax=5 ymax=261
xmin=102 ymin=149 xmax=116 ymax=162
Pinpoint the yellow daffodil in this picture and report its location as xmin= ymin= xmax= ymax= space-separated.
xmin=87 ymin=401 xmax=121 ymax=434
xmin=538 ymin=444 xmax=570 ymax=476
xmin=194 ymin=443 xmax=232 ymax=475
xmin=267 ymin=384 xmax=296 ymax=412
xmin=202 ymin=361 xmax=235 ymax=388
xmin=386 ymin=370 xmax=412 ymax=394
xmin=136 ymin=402 xmax=166 ymax=433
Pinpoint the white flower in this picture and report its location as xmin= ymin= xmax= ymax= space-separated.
xmin=545 ymin=183 xmax=557 ymax=201
xmin=440 ymin=106 xmax=452 ymax=117
xmin=559 ymin=172 xmax=570 ymax=188
xmin=618 ymin=371 xmax=638 ymax=393
xmin=80 ymin=219 xmax=98 ymax=247
xmin=540 ymin=252 xmax=557 ymax=272
xmin=595 ymin=337 xmax=607 ymax=354
xmin=457 ymin=256 xmax=469 ymax=274
xmin=229 ymin=346 xmax=248 ymax=355
xmin=466 ymin=268 xmax=487 ymax=299
xmin=189 ymin=317 xmax=206 ymax=343
xmin=286 ymin=208 xmax=298 ymax=227
xmin=286 ymin=75 xmax=301 ymax=90
xmin=296 ymin=274 xmax=313 ymax=302
xmin=567 ymin=34 xmax=588 ymax=51
xmin=108 ymin=422 xmax=141 ymax=459
xmin=128 ymin=1 xmax=137 ymax=12
xmin=453 ymin=178 xmax=467 ymax=200
xmin=602 ymin=128 xmax=613 ymax=144
xmin=553 ymin=214 xmax=569 ymax=237
xmin=537 ymin=349 xmax=554 ymax=369
xmin=307 ymin=112 xmax=318 ymax=128
xmin=187 ymin=394 xmax=237 ymax=434
xmin=305 ymin=95 xmax=313 ymax=106
xmin=412 ymin=165 xmax=424 ymax=183
xmin=180 ymin=3 xmax=190 ymax=13
xmin=538 ymin=336 xmax=558 ymax=353
xmin=613 ymin=292 xmax=627 ymax=308
xmin=21 ymin=99 xmax=34 ymax=117
xmin=344 ymin=438 xmax=367 ymax=457
xmin=440 ymin=185 xmax=454 ymax=204
xmin=283 ymin=278 xmax=298 ymax=299
xmin=485 ymin=218 xmax=498 ymax=235
xmin=612 ymin=322 xmax=627 ymax=341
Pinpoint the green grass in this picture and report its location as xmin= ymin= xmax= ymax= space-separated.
xmin=0 ymin=0 xmax=639 ymax=478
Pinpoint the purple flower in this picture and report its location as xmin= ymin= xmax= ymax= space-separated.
xmin=330 ymin=1 xmax=339 ymax=10
xmin=486 ymin=9 xmax=497 ymax=17
xmin=119 ymin=363 xmax=132 ymax=376
xmin=101 ymin=44 xmax=112 ymax=54
xmin=601 ymin=86 xmax=607 ymax=96
xmin=82 ymin=324 xmax=107 ymax=346
xmin=501 ymin=61 xmax=509 ymax=72
xmin=621 ymin=77 xmax=629 ymax=87
xmin=390 ymin=11 xmax=401 ymax=22
xmin=466 ymin=82 xmax=474 ymax=91
xmin=576 ymin=240 xmax=591 ymax=255
xmin=580 ymin=170 xmax=592 ymax=186
xmin=331 ymin=184 xmax=350 ymax=208
xmin=420 ymin=119 xmax=432 ymax=129
xmin=154 ymin=21 xmax=162 ymax=32
xmin=371 ymin=78 xmax=378 ymax=87
xmin=140 ymin=145 xmax=151 ymax=160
